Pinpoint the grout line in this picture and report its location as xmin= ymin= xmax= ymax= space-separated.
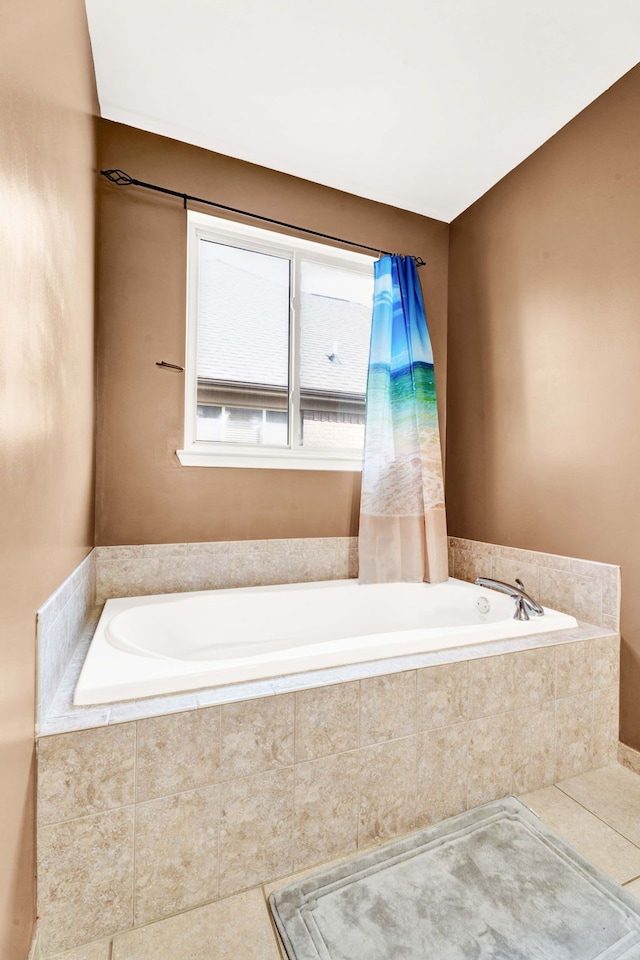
xmin=39 ymin=801 xmax=136 ymax=830
xmin=413 ymin=668 xmax=419 ymax=827
xmin=554 ymin=780 xmax=640 ymax=851
xmin=132 ymin=721 xmax=138 ymax=929
xmin=552 ymin=689 xmax=558 ymax=789
xmin=357 ymin=678 xmax=362 ymax=849
xmin=216 ymin=709 xmax=222 ymax=903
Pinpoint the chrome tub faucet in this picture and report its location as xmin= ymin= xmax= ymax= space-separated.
xmin=474 ymin=577 xmax=545 ymax=621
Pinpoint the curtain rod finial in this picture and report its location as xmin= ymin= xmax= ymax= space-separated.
xmin=101 ymin=169 xmax=133 ymax=186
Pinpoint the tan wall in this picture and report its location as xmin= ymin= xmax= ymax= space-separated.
xmin=96 ymin=121 xmax=449 ymax=546
xmin=446 ymin=64 xmax=640 ymax=749
xmin=0 ymin=1 xmax=97 ymax=954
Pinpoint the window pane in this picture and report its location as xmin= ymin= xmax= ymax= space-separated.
xmin=299 ymin=261 xmax=373 ymax=450
xmin=263 ymin=409 xmax=288 ymax=445
xmin=196 ymin=404 xmax=223 ymax=441
xmin=196 ymin=239 xmax=290 ymax=445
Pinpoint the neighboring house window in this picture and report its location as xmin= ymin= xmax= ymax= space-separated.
xmin=178 ymin=211 xmax=375 ymax=470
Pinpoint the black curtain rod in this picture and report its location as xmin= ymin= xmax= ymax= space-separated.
xmin=100 ymin=169 xmax=426 ymax=267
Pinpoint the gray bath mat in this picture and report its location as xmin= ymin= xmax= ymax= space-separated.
xmin=269 ymin=797 xmax=640 ymax=960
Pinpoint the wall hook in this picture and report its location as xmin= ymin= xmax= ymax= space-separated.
xmin=155 ymin=360 xmax=184 ymax=372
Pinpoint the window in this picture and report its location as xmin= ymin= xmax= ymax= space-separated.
xmin=178 ymin=211 xmax=375 ymax=470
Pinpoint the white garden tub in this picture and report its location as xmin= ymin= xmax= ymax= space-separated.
xmin=74 ymin=578 xmax=578 ymax=705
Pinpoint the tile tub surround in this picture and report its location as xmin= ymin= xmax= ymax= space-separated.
xmin=38 ymin=534 xmax=618 ymax=732
xmin=36 ymin=632 xmax=619 ymax=954
xmin=449 ymin=537 xmax=620 ymax=632
xmin=95 ymin=536 xmax=620 ymax=627
xmin=37 ymin=551 xmax=95 ymax=723
xmin=94 ymin=537 xmax=359 ymax=604
xmin=32 ymin=763 xmax=640 ymax=960
xmin=37 ymin=537 xmax=356 ymax=733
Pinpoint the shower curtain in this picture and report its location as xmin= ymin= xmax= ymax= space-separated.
xmin=358 ymin=255 xmax=448 ymax=584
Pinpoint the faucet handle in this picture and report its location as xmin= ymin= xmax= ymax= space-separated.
xmin=513 ymin=596 xmax=530 ymax=621
xmin=515 ymin=578 xmax=525 ymax=592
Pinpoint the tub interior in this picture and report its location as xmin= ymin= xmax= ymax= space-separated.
xmin=73 ymin=578 xmax=579 ymax=706
xmin=106 ymin=580 xmax=515 ymax=662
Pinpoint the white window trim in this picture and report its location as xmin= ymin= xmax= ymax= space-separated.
xmin=177 ymin=211 xmax=375 ymax=471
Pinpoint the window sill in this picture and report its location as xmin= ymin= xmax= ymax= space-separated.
xmin=176 ymin=446 xmax=363 ymax=472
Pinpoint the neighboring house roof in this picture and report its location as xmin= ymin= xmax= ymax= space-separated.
xmin=197 ymin=259 xmax=371 ymax=396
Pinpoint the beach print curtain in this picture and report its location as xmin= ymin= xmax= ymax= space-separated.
xmin=359 ymin=255 xmax=448 ymax=584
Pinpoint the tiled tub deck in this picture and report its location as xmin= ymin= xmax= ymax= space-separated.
xmin=35 ymin=538 xmax=621 ymax=956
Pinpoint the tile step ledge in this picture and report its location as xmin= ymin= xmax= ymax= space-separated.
xmin=618 ymin=741 xmax=640 ymax=775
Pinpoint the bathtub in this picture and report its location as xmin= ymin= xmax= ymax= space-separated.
xmin=73 ymin=578 xmax=578 ymax=705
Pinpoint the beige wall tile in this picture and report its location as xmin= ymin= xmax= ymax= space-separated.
xmin=557 ymin=764 xmax=640 ymax=846
xmin=38 ymin=724 xmax=135 ymax=825
xmin=618 ymin=742 xmax=640 ymax=775
xmin=535 ymin=553 xmax=573 ymax=573
xmin=333 ymin=539 xmax=352 ymax=580
xmin=220 ymin=695 xmax=294 ymax=780
xmin=520 ymin=786 xmax=640 ymax=884
xmin=359 ymin=672 xmax=416 ymax=746
xmin=512 ymin=703 xmax=555 ymax=794
xmin=467 ymin=713 xmax=514 ymax=808
xmin=496 ymin=545 xmax=543 ymax=565
xmin=141 ymin=543 xmax=190 ymax=558
xmin=219 ymin=767 xmax=294 ymax=897
xmin=511 ymin=647 xmax=555 ymax=706
xmin=94 ymin=546 xmax=145 ymax=560
xmin=593 ymin=686 xmax=620 ymax=768
xmin=555 ymin=641 xmax=593 ymax=700
xmin=96 ymin=538 xmax=355 ymax=601
xmin=555 ymin=693 xmax=595 ymax=782
xmin=135 ymin=707 xmax=220 ymax=802
xmin=569 ymin=558 xmax=613 ymax=580
xmin=227 ymin=554 xmax=275 ymax=589
xmin=491 ymin=557 xmax=539 ymax=598
xmin=95 ymin=557 xmax=161 ymax=602
xmin=591 ymin=635 xmax=620 ymax=691
xmin=601 ymin=568 xmax=620 ymax=621
xmin=48 ymin=938 xmax=111 ymax=960
xmin=134 ymin=785 xmax=219 ymax=925
xmin=448 ymin=536 xmax=474 ymax=552
xmin=416 ymin=724 xmax=468 ymax=828
xmin=453 ymin=550 xmax=493 ymax=584
xmin=293 ymin=752 xmax=359 ymax=871
xmin=348 ymin=540 xmax=359 ymax=579
xmin=294 ymin=683 xmax=359 ymax=762
xmin=538 ymin=567 xmax=602 ymax=625
xmin=112 ymin=889 xmax=281 ymax=960
xmin=358 ymin=737 xmax=416 ymax=847
xmin=416 ymin=661 xmax=468 ymax=730
xmin=449 ymin=537 xmax=504 ymax=557
xmin=38 ymin=807 xmax=134 ymax=955
xmin=186 ymin=541 xmax=231 ymax=557
xmin=287 ymin=541 xmax=343 ymax=582
xmin=468 ymin=655 xmax=514 ymax=719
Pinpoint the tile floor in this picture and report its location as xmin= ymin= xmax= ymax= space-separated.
xmin=55 ymin=762 xmax=640 ymax=960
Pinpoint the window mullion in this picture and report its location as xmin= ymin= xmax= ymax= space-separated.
xmin=289 ymin=253 xmax=302 ymax=450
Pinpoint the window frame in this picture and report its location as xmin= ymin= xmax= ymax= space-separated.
xmin=178 ymin=210 xmax=375 ymax=471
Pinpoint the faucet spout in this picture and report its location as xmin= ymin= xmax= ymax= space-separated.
xmin=474 ymin=577 xmax=545 ymax=618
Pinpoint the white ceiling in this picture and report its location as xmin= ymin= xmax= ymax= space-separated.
xmin=86 ymin=0 xmax=640 ymax=223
